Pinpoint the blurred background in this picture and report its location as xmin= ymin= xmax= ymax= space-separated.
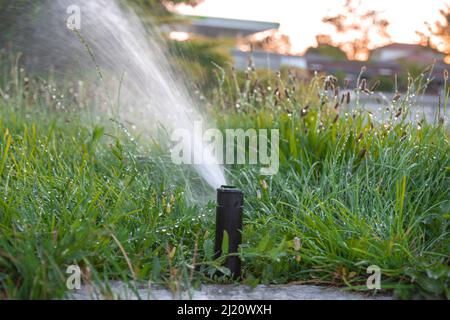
xmin=1 ymin=0 xmax=449 ymax=94
xmin=169 ymin=0 xmax=450 ymax=94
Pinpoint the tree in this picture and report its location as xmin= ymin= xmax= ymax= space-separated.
xmin=0 ymin=1 xmax=203 ymax=33
xmin=240 ymin=30 xmax=292 ymax=55
xmin=417 ymin=5 xmax=450 ymax=62
xmin=320 ymin=0 xmax=390 ymax=60
xmin=0 ymin=0 xmax=204 ymax=49
xmin=128 ymin=0 xmax=203 ymax=23
xmin=305 ymin=35 xmax=348 ymax=60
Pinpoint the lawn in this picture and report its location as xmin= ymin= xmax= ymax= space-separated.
xmin=0 ymin=55 xmax=449 ymax=299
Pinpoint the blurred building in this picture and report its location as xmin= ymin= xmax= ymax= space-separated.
xmin=371 ymin=43 xmax=445 ymax=65
xmin=171 ymin=16 xmax=279 ymax=38
xmin=168 ymin=16 xmax=447 ymax=91
xmin=232 ymin=49 xmax=307 ymax=70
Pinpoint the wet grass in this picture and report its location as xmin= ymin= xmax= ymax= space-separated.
xmin=0 ymin=56 xmax=449 ymax=299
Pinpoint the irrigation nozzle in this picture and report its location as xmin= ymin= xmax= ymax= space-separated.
xmin=215 ymin=185 xmax=244 ymax=279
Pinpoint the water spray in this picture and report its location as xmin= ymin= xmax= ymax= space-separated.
xmin=6 ymin=0 xmax=227 ymax=190
xmin=215 ymin=185 xmax=244 ymax=279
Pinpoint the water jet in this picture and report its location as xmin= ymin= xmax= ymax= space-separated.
xmin=5 ymin=0 xmax=227 ymax=190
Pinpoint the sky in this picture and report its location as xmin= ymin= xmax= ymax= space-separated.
xmin=172 ymin=0 xmax=450 ymax=54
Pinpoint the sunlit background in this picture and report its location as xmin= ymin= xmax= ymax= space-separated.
xmin=171 ymin=0 xmax=450 ymax=59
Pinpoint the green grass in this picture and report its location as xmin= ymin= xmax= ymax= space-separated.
xmin=0 ymin=54 xmax=449 ymax=299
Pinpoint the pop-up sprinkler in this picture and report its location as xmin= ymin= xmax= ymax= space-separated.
xmin=214 ymin=185 xmax=244 ymax=279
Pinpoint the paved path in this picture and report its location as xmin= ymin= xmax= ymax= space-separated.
xmin=69 ymin=282 xmax=392 ymax=300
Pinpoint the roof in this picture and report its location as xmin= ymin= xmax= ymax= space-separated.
xmin=372 ymin=43 xmax=427 ymax=52
xmin=189 ymin=16 xmax=280 ymax=33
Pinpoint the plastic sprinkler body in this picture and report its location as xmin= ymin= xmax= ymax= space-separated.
xmin=214 ymin=185 xmax=244 ymax=279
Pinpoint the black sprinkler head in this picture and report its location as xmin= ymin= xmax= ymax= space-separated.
xmin=214 ymin=185 xmax=244 ymax=279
